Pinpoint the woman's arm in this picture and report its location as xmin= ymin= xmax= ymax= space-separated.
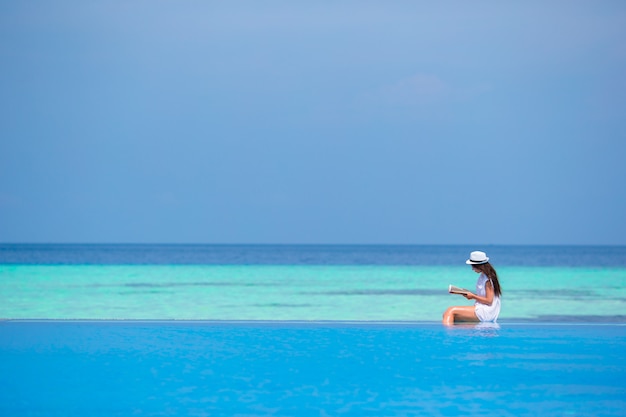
xmin=463 ymin=280 xmax=495 ymax=305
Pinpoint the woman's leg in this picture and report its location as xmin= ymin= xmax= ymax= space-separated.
xmin=442 ymin=306 xmax=479 ymax=325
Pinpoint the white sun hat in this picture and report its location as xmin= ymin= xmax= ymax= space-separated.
xmin=466 ymin=251 xmax=489 ymax=265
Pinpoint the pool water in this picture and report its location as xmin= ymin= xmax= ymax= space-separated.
xmin=1 ymin=321 xmax=625 ymax=416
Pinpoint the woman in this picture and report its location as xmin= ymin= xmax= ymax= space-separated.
xmin=443 ymin=251 xmax=502 ymax=325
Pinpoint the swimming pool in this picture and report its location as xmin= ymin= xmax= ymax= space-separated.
xmin=1 ymin=321 xmax=625 ymax=416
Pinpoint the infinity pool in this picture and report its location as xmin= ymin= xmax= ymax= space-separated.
xmin=1 ymin=321 xmax=625 ymax=416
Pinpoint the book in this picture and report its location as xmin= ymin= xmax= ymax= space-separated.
xmin=448 ymin=285 xmax=472 ymax=295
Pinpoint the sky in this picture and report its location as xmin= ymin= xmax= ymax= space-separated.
xmin=1 ymin=1 xmax=625 ymax=245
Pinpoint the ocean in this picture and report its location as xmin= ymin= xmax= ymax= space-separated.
xmin=2 ymin=244 xmax=626 ymax=416
xmin=1 ymin=244 xmax=626 ymax=321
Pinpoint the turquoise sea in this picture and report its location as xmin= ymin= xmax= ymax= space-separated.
xmin=1 ymin=244 xmax=625 ymax=321
xmin=2 ymin=245 xmax=626 ymax=416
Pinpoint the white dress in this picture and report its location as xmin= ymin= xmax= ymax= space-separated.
xmin=474 ymin=273 xmax=501 ymax=322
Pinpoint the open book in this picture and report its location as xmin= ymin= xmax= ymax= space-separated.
xmin=448 ymin=285 xmax=472 ymax=295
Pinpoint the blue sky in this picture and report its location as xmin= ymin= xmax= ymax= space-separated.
xmin=1 ymin=1 xmax=625 ymax=245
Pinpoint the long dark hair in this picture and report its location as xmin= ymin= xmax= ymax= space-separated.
xmin=474 ymin=262 xmax=502 ymax=297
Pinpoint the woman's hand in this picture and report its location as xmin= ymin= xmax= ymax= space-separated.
xmin=463 ymin=293 xmax=475 ymax=300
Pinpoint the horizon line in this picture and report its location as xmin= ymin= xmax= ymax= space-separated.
xmin=2 ymin=242 xmax=626 ymax=247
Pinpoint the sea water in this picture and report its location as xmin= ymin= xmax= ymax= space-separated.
xmin=1 ymin=245 xmax=626 ymax=416
xmin=1 ymin=244 xmax=626 ymax=321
